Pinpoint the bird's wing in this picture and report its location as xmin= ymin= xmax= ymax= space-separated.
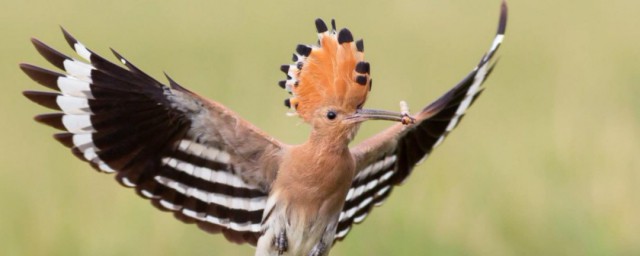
xmin=22 ymin=29 xmax=286 ymax=246
xmin=335 ymin=2 xmax=507 ymax=241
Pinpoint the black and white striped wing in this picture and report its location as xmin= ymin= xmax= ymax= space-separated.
xmin=335 ymin=2 xmax=507 ymax=241
xmin=22 ymin=29 xmax=284 ymax=245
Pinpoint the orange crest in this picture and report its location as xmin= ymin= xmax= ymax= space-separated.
xmin=279 ymin=19 xmax=372 ymax=123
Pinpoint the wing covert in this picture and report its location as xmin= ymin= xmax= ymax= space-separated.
xmin=22 ymin=29 xmax=285 ymax=245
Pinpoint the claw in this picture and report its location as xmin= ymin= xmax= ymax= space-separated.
xmin=273 ymin=230 xmax=288 ymax=255
xmin=308 ymin=241 xmax=327 ymax=256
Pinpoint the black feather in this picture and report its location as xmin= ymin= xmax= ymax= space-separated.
xmin=355 ymin=62 xmax=369 ymax=74
xmin=315 ymin=19 xmax=328 ymax=33
xmin=295 ymin=45 xmax=312 ymax=56
xmin=355 ymin=75 xmax=367 ymax=86
xmin=337 ymin=28 xmax=353 ymax=44
xmin=355 ymin=39 xmax=364 ymax=52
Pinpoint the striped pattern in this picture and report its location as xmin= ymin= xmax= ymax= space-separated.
xmin=22 ymin=29 xmax=280 ymax=245
xmin=335 ymin=155 xmax=395 ymax=238
xmin=336 ymin=2 xmax=507 ymax=241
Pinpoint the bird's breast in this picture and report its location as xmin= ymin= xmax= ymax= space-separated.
xmin=256 ymin=146 xmax=355 ymax=255
xmin=275 ymin=146 xmax=355 ymax=214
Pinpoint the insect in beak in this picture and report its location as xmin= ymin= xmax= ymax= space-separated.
xmin=347 ymin=108 xmax=415 ymax=125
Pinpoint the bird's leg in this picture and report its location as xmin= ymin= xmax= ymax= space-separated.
xmin=399 ymin=100 xmax=415 ymax=125
xmin=308 ymin=241 xmax=327 ymax=256
xmin=272 ymin=230 xmax=288 ymax=255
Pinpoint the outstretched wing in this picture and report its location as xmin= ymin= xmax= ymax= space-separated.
xmin=335 ymin=2 xmax=508 ymax=241
xmin=22 ymin=29 xmax=285 ymax=245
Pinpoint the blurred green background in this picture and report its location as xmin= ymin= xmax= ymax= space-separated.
xmin=2 ymin=0 xmax=639 ymax=255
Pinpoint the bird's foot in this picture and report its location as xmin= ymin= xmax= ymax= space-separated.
xmin=273 ymin=230 xmax=288 ymax=255
xmin=308 ymin=241 xmax=326 ymax=256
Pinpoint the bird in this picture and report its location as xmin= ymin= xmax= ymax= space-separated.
xmin=21 ymin=2 xmax=507 ymax=256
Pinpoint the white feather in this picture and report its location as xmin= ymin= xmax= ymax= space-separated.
xmin=73 ymin=42 xmax=92 ymax=61
xmin=62 ymin=115 xmax=94 ymax=133
xmin=62 ymin=59 xmax=93 ymax=81
xmin=57 ymin=77 xmax=92 ymax=98
xmin=154 ymin=175 xmax=266 ymax=211
xmin=56 ymin=96 xmax=90 ymax=114
xmin=71 ymin=133 xmax=94 ymax=149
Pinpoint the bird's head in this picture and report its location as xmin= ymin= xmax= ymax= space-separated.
xmin=279 ymin=19 xmax=412 ymax=142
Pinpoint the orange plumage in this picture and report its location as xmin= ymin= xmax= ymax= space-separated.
xmin=281 ymin=19 xmax=371 ymax=123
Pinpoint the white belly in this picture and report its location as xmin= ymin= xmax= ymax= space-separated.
xmin=255 ymin=195 xmax=341 ymax=256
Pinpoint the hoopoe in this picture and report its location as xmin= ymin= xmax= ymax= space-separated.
xmin=21 ymin=2 xmax=507 ymax=255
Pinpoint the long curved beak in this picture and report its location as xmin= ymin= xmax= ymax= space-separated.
xmin=347 ymin=109 xmax=415 ymax=125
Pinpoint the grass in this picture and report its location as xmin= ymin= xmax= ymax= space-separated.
xmin=2 ymin=0 xmax=639 ymax=255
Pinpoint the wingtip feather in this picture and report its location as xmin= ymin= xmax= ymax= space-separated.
xmin=53 ymin=132 xmax=74 ymax=148
xmin=34 ymin=113 xmax=66 ymax=130
xmin=20 ymin=64 xmax=61 ymax=91
xmin=30 ymin=38 xmax=68 ymax=70
xmin=60 ymin=26 xmax=77 ymax=49
xmin=498 ymin=0 xmax=508 ymax=35
xmin=23 ymin=91 xmax=61 ymax=110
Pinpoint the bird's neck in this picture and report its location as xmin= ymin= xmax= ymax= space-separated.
xmin=306 ymin=129 xmax=352 ymax=154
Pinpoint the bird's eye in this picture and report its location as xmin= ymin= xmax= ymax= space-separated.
xmin=326 ymin=111 xmax=337 ymax=120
